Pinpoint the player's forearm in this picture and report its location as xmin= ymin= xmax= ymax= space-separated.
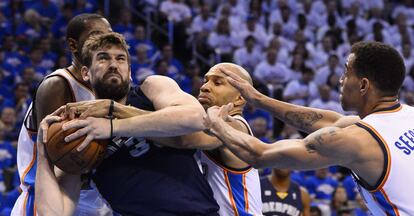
xmin=252 ymin=94 xmax=343 ymax=133
xmin=150 ymin=132 xmax=222 ymax=150
xmin=113 ymin=105 xmax=205 ymax=138
xmin=36 ymin=157 xmax=76 ymax=216
xmin=211 ymin=120 xmax=268 ymax=167
xmin=113 ymin=103 xmax=151 ymax=119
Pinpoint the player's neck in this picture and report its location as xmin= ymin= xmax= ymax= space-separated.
xmin=359 ymin=96 xmax=399 ymax=118
xmin=68 ymin=58 xmax=92 ymax=89
xmin=269 ymin=175 xmax=290 ymax=191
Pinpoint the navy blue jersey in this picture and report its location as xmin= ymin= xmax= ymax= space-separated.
xmin=260 ymin=177 xmax=303 ymax=216
xmin=92 ymin=86 xmax=219 ymax=215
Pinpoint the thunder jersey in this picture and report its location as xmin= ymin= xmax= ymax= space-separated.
xmin=353 ymin=103 xmax=414 ymax=216
xmin=200 ymin=115 xmax=262 ymax=216
xmin=12 ymin=68 xmax=95 ymax=216
xmin=92 ymin=86 xmax=220 ymax=215
xmin=260 ymin=177 xmax=303 ymax=216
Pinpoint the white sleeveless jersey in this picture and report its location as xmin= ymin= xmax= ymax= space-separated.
xmin=353 ymin=104 xmax=414 ymax=216
xmin=12 ymin=69 xmax=111 ymax=216
xmin=200 ymin=115 xmax=262 ymax=216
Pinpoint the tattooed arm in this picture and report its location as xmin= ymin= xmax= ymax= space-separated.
xmin=206 ymin=106 xmax=361 ymax=170
xmin=221 ymin=68 xmax=359 ymax=133
xmin=250 ymin=95 xmax=359 ymax=133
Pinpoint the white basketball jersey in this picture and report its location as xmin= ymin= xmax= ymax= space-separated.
xmin=11 ymin=68 xmax=108 ymax=216
xmin=353 ymin=104 xmax=414 ymax=216
xmin=200 ymin=115 xmax=262 ymax=216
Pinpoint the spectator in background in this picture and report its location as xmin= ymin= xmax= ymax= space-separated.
xmin=314 ymin=54 xmax=342 ymax=86
xmin=269 ymin=5 xmax=297 ymax=38
xmin=15 ymin=9 xmax=48 ymax=43
xmin=312 ymin=35 xmax=337 ymax=68
xmin=304 ymin=168 xmax=338 ymax=204
xmin=131 ymin=45 xmax=155 ymax=84
xmin=249 ymin=117 xmax=272 ymax=143
xmin=233 ymin=35 xmax=262 ymax=73
xmin=254 ymin=48 xmax=292 ymax=88
xmin=113 ymin=9 xmax=135 ymax=41
xmin=10 ymin=83 xmax=31 ymax=125
xmin=309 ymin=85 xmax=343 ymax=113
xmin=2 ymin=35 xmax=24 ymax=78
xmin=128 ymin=25 xmax=158 ymax=59
xmin=354 ymin=193 xmax=369 ymax=216
xmin=159 ymin=44 xmax=184 ymax=75
xmin=400 ymin=42 xmax=413 ymax=71
xmin=190 ymin=4 xmax=215 ymax=36
xmin=310 ymin=206 xmax=323 ymax=216
xmin=283 ymin=67 xmax=318 ymax=106
xmin=30 ymin=0 xmax=59 ymax=20
xmin=330 ymin=186 xmax=350 ymax=216
xmin=261 ymin=169 xmax=311 ymax=216
xmin=23 ymin=46 xmax=50 ymax=76
xmin=160 ymin=0 xmax=192 ymax=60
xmin=216 ymin=0 xmax=246 ymax=25
xmin=38 ymin=37 xmax=57 ymax=69
xmin=0 ymin=107 xmax=18 ymax=141
xmin=16 ymin=67 xmax=41 ymax=95
xmin=207 ymin=17 xmax=238 ymax=62
xmin=53 ymin=55 xmax=70 ymax=71
xmin=51 ymin=3 xmax=74 ymax=40
xmin=238 ymin=15 xmax=268 ymax=48
xmin=364 ymin=22 xmax=392 ymax=45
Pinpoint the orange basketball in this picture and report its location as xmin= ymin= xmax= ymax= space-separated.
xmin=46 ymin=120 xmax=108 ymax=174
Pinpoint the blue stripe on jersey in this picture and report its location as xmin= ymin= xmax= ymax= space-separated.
xmin=372 ymin=190 xmax=398 ymax=216
xmin=26 ymin=189 xmax=35 ymax=216
xmin=227 ymin=172 xmax=253 ymax=216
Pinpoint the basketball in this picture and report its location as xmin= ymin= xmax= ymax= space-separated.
xmin=46 ymin=120 xmax=108 ymax=174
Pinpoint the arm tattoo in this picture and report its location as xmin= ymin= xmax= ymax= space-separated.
xmin=305 ymin=143 xmax=317 ymax=153
xmin=285 ymin=111 xmax=323 ymax=129
xmin=305 ymin=128 xmax=338 ymax=154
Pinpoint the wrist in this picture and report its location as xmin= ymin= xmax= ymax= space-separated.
xmin=252 ymin=91 xmax=265 ymax=107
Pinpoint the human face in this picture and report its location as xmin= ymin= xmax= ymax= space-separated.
xmin=198 ymin=66 xmax=240 ymax=109
xmin=88 ymin=45 xmax=130 ymax=101
xmin=339 ymin=53 xmax=361 ymax=111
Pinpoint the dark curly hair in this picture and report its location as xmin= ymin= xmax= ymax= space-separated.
xmin=351 ymin=41 xmax=405 ymax=96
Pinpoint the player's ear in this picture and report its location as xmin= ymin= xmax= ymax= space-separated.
xmin=81 ymin=66 xmax=90 ymax=82
xmin=233 ymin=95 xmax=245 ymax=107
xmin=67 ymin=38 xmax=77 ymax=53
xmin=360 ymin=78 xmax=370 ymax=96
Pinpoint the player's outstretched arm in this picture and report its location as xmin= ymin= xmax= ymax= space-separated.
xmin=204 ymin=105 xmax=360 ymax=170
xmin=35 ymin=115 xmax=81 ymax=216
xmin=112 ymin=75 xmax=206 ymax=137
xmin=63 ymin=99 xmax=151 ymax=119
xmin=221 ymin=69 xmax=360 ymax=133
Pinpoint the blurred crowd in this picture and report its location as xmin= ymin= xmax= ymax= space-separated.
xmin=0 ymin=0 xmax=413 ymax=215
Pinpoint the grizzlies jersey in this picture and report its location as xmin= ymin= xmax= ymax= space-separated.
xmin=92 ymin=86 xmax=219 ymax=215
xmin=200 ymin=115 xmax=262 ymax=216
xmin=353 ymin=103 xmax=414 ymax=216
xmin=12 ymin=68 xmax=111 ymax=216
xmin=260 ymin=177 xmax=303 ymax=216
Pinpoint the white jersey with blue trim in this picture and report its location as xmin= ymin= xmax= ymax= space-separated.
xmin=353 ymin=103 xmax=414 ymax=216
xmin=200 ymin=115 xmax=262 ymax=216
xmin=11 ymin=68 xmax=112 ymax=216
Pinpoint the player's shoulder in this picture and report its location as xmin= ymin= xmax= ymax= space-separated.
xmin=141 ymin=75 xmax=179 ymax=89
xmin=36 ymin=69 xmax=72 ymax=100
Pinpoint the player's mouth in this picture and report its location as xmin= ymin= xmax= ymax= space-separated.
xmin=198 ymin=94 xmax=211 ymax=104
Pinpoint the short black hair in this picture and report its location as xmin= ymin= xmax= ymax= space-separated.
xmin=351 ymin=41 xmax=405 ymax=96
xmin=66 ymin=13 xmax=104 ymax=42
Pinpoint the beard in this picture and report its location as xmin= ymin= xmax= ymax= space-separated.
xmin=93 ymin=72 xmax=130 ymax=101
